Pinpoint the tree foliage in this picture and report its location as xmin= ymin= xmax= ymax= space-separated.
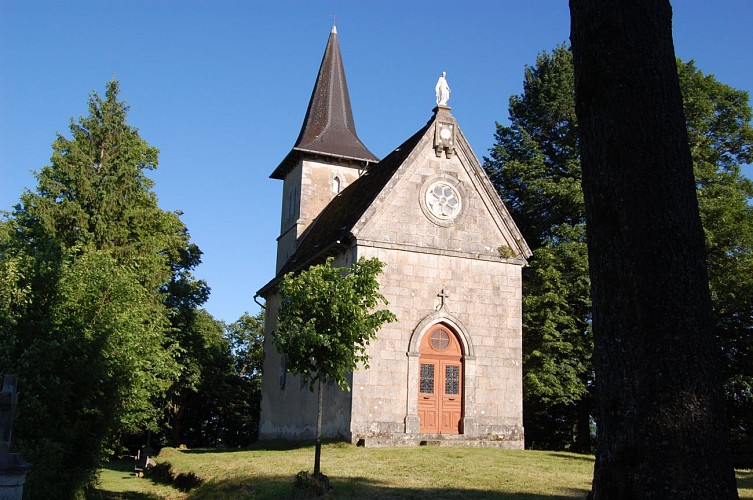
xmin=275 ymin=257 xmax=396 ymax=391
xmin=484 ymin=46 xmax=753 ymax=459
xmin=681 ymin=60 xmax=753 ymax=466
xmin=171 ymin=311 xmax=264 ymax=448
xmin=484 ymin=46 xmax=593 ymax=451
xmin=227 ymin=311 xmax=265 ymax=387
xmin=0 ymin=80 xmax=206 ymax=498
xmin=274 ymin=256 xmax=395 ymax=474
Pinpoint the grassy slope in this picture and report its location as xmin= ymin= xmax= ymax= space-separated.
xmin=93 ymin=443 xmax=753 ymax=499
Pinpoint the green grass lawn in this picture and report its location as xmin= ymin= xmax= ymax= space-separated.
xmin=92 ymin=443 xmax=753 ymax=499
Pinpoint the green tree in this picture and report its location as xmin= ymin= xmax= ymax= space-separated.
xmin=486 ymin=45 xmax=583 ymax=249
xmin=178 ymin=311 xmax=265 ymax=447
xmin=484 ymin=46 xmax=593 ymax=451
xmin=227 ymin=311 xmax=265 ymax=388
xmin=484 ymin=46 xmax=753 ymax=457
xmin=0 ymin=80 xmax=203 ymax=498
xmin=681 ymin=59 xmax=753 ymax=466
xmin=274 ymin=257 xmax=396 ymax=476
xmin=222 ymin=311 xmax=265 ymax=444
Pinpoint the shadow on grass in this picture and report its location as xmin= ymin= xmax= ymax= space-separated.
xmin=181 ymin=474 xmax=591 ymax=499
xmin=90 ymin=458 xmax=185 ymax=500
xmin=177 ymin=438 xmax=350 ymax=454
xmin=95 ymin=457 xmax=141 ymax=480
xmin=86 ymin=491 xmax=161 ymax=500
xmin=90 ymin=469 xmax=751 ymax=500
xmin=547 ymin=452 xmax=595 ymax=463
xmin=87 ymin=459 xmax=164 ymax=500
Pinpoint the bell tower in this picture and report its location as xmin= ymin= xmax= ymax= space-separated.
xmin=270 ymin=26 xmax=378 ymax=272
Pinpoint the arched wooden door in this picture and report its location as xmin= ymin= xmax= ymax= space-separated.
xmin=418 ymin=324 xmax=463 ymax=434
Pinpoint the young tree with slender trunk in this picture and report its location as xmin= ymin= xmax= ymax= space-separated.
xmin=274 ymin=257 xmax=395 ymax=477
xmin=570 ymin=1 xmax=739 ymax=497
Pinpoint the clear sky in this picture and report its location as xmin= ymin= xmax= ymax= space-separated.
xmin=2 ymin=1 xmax=752 ymax=325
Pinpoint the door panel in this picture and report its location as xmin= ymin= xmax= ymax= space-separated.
xmin=417 ymin=325 xmax=463 ymax=434
xmin=440 ymin=362 xmax=462 ymax=434
xmin=418 ymin=361 xmax=438 ymax=433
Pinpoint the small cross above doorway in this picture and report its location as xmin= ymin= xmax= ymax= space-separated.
xmin=437 ymin=288 xmax=450 ymax=310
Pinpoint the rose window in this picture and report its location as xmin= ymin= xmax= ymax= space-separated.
xmin=426 ymin=182 xmax=461 ymax=220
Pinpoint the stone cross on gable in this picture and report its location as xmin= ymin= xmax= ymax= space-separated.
xmin=437 ymin=288 xmax=450 ymax=310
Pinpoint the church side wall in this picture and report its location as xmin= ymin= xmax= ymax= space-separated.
xmin=276 ymin=163 xmax=303 ymax=271
xmin=258 ymin=290 xmax=355 ymax=441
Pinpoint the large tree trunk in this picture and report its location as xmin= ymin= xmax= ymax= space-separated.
xmin=569 ymin=1 xmax=738 ymax=498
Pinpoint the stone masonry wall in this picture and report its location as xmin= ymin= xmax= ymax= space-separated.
xmin=349 ymin=247 xmax=524 ymax=443
xmin=277 ymin=159 xmax=361 ymax=272
xmin=347 ymin=136 xmax=524 ymax=446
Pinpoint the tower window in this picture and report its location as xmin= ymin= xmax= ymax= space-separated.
xmin=332 ymin=176 xmax=341 ymax=194
xmin=286 ymin=186 xmax=298 ymax=222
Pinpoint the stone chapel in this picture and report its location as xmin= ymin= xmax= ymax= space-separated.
xmin=256 ymin=26 xmax=531 ymax=447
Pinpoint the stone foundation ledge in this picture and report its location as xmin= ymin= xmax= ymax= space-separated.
xmin=353 ymin=433 xmax=524 ymax=449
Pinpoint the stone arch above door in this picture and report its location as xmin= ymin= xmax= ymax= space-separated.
xmin=408 ymin=310 xmax=475 ymax=358
xmin=404 ymin=311 xmax=478 ymax=436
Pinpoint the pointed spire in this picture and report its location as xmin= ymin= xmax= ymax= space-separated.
xmin=291 ymin=28 xmax=377 ymax=161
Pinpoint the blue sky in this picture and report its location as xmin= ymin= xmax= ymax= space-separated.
xmin=2 ymin=1 xmax=752 ymax=325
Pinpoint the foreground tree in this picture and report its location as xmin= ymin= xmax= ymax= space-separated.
xmin=570 ymin=0 xmax=738 ymax=497
xmin=274 ymin=257 xmax=395 ymax=476
xmin=0 ymin=81 xmax=203 ymax=498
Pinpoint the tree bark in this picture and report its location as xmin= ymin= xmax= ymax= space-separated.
xmin=314 ymin=379 xmax=323 ymax=476
xmin=569 ymin=1 xmax=738 ymax=498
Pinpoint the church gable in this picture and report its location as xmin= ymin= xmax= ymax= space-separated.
xmin=353 ymin=107 xmax=531 ymax=263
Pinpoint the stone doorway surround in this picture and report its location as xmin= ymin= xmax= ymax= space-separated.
xmin=405 ymin=310 xmax=477 ymax=436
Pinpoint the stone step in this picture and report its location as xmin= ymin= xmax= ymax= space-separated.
xmin=356 ymin=434 xmax=521 ymax=449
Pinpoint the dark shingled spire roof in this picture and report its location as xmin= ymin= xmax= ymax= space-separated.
xmin=271 ymin=26 xmax=378 ymax=179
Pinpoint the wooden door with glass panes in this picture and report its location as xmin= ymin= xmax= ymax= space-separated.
xmin=418 ymin=324 xmax=463 ymax=434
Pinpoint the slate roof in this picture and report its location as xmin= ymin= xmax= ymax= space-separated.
xmin=271 ymin=27 xmax=378 ymax=180
xmin=258 ymin=120 xmax=431 ymax=296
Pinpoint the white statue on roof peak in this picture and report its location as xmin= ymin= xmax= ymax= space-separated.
xmin=435 ymin=71 xmax=450 ymax=106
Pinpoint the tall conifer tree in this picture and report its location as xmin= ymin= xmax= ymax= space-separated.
xmin=0 ymin=81 xmax=205 ymax=498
